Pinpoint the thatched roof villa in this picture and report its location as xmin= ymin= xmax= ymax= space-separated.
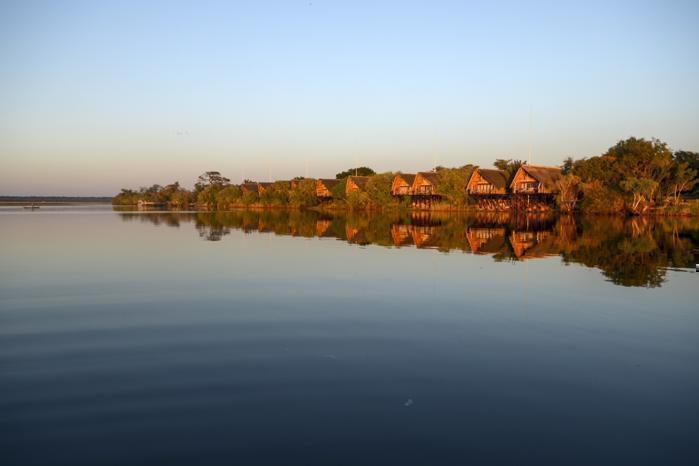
xmin=510 ymin=165 xmax=563 ymax=194
xmin=346 ymin=176 xmax=370 ymax=195
xmin=391 ymin=173 xmax=416 ymax=196
xmin=412 ymin=172 xmax=440 ymax=196
xmin=257 ymin=182 xmax=274 ymax=193
xmin=241 ymin=183 xmax=260 ymax=194
xmin=316 ymin=179 xmax=340 ymax=199
xmin=467 ymin=168 xmax=508 ymax=195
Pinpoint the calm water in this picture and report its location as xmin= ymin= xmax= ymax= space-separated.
xmin=1 ymin=206 xmax=698 ymax=465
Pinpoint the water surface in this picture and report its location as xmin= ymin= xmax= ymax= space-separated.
xmin=1 ymin=206 xmax=697 ymax=465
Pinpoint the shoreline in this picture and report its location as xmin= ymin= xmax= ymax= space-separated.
xmin=111 ymin=201 xmax=699 ymax=217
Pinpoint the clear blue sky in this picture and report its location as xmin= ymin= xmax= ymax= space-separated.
xmin=1 ymin=0 xmax=698 ymax=195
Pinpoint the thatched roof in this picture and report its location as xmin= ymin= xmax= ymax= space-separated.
xmin=242 ymin=183 xmax=259 ymax=193
xmin=318 ymin=179 xmax=340 ymax=190
xmin=348 ymin=176 xmax=369 ymax=189
xmin=476 ymin=169 xmax=508 ymax=189
xmin=395 ymin=173 xmax=416 ymax=185
xmin=416 ymin=171 xmax=439 ymax=185
xmin=517 ymin=165 xmax=562 ymax=191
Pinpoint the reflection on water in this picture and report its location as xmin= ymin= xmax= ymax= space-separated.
xmin=2 ymin=206 xmax=698 ymax=465
xmin=118 ymin=209 xmax=699 ymax=288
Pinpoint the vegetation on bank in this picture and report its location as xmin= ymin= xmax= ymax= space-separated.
xmin=559 ymin=138 xmax=698 ymax=215
xmin=113 ymin=137 xmax=698 ymax=215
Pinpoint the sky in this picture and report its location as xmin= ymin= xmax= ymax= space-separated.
xmin=1 ymin=0 xmax=698 ymax=196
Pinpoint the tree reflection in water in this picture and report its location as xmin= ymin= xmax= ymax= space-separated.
xmin=117 ymin=209 xmax=699 ymax=288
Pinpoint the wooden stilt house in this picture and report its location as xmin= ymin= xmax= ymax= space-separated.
xmin=411 ymin=172 xmax=441 ymax=209
xmin=391 ymin=173 xmax=416 ymax=196
xmin=346 ymin=176 xmax=370 ymax=196
xmin=316 ymin=179 xmax=340 ymax=199
xmin=241 ymin=183 xmax=260 ymax=195
xmin=466 ymin=168 xmax=510 ymax=211
xmin=412 ymin=172 xmax=440 ymax=195
xmin=290 ymin=179 xmax=310 ymax=189
xmin=258 ymin=182 xmax=274 ymax=193
xmin=509 ymin=165 xmax=563 ymax=211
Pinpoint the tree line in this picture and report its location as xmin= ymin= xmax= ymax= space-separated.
xmin=558 ymin=138 xmax=697 ymax=214
xmin=113 ymin=137 xmax=698 ymax=215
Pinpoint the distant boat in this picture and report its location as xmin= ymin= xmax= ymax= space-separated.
xmin=23 ymin=204 xmax=40 ymax=210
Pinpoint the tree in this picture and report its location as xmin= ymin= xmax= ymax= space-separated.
xmin=604 ymin=138 xmax=672 ymax=207
xmin=436 ymin=166 xmax=474 ymax=206
xmin=572 ymin=137 xmax=680 ymax=213
xmin=674 ymin=150 xmax=699 ymax=171
xmin=363 ymin=173 xmax=397 ymax=208
xmin=194 ymin=171 xmax=230 ymax=206
xmin=195 ymin=171 xmax=230 ymax=191
xmin=620 ymin=177 xmax=658 ymax=214
xmin=665 ymin=159 xmax=697 ymax=204
xmin=331 ymin=178 xmax=348 ymax=200
xmin=345 ymin=188 xmax=369 ymax=210
xmin=112 ymin=188 xmax=139 ymax=205
xmin=197 ymin=185 xmax=220 ymax=207
xmin=672 ymin=151 xmax=699 ymax=198
xmin=555 ymin=174 xmax=582 ymax=212
xmin=289 ymin=179 xmax=318 ymax=207
xmin=335 ymin=167 xmax=375 ymax=179
xmin=493 ymin=159 xmax=523 ymax=183
xmin=562 ymin=157 xmax=574 ymax=175
xmin=216 ymin=185 xmax=243 ymax=208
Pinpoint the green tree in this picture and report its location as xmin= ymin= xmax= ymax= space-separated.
xmin=620 ymin=177 xmax=659 ymax=214
xmin=562 ymin=157 xmax=575 ymax=175
xmin=363 ymin=172 xmax=396 ymax=208
xmin=335 ymin=167 xmax=375 ymax=179
xmin=572 ymin=137 xmax=681 ymax=213
xmin=493 ymin=159 xmax=523 ymax=183
xmin=196 ymin=171 xmax=230 ymax=188
xmin=664 ymin=161 xmax=696 ymax=205
xmin=672 ymin=151 xmax=698 ymax=198
xmin=216 ymin=185 xmax=243 ymax=208
xmin=194 ymin=171 xmax=230 ymax=206
xmin=555 ymin=173 xmax=582 ymax=212
xmin=197 ymin=185 xmax=220 ymax=207
xmin=436 ymin=166 xmax=474 ymax=206
xmin=112 ymin=188 xmax=139 ymax=205
xmin=331 ymin=178 xmax=348 ymax=200
xmin=345 ymin=189 xmax=369 ymax=210
xmin=289 ymin=179 xmax=319 ymax=207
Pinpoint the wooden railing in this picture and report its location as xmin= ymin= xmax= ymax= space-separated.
xmin=515 ymin=182 xmax=541 ymax=193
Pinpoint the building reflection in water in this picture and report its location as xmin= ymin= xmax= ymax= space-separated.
xmin=116 ymin=208 xmax=699 ymax=288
